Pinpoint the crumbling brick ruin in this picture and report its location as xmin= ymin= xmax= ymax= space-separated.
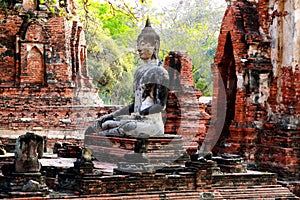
xmin=0 ymin=1 xmax=210 ymax=153
xmin=0 ymin=0 xmax=299 ymax=198
xmin=0 ymin=0 xmax=103 ymax=139
xmin=213 ymin=0 xmax=300 ymax=194
xmin=164 ymin=51 xmax=210 ymax=154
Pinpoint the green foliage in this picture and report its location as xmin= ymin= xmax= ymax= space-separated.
xmin=195 ymin=78 xmax=210 ymax=96
xmin=74 ymin=0 xmax=225 ymax=104
xmin=0 ymin=0 xmax=8 ymax=9
xmin=96 ymin=4 xmax=131 ymax=37
xmin=154 ymin=0 xmax=225 ymax=96
xmin=193 ymin=65 xmax=212 ymax=96
xmin=58 ymin=8 xmax=67 ymax=17
xmin=75 ymin=0 xmax=139 ymax=105
xmin=48 ymin=6 xmax=55 ymax=17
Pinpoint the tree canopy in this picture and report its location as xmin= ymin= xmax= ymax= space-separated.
xmin=153 ymin=0 xmax=225 ymax=96
xmin=76 ymin=0 xmax=140 ymax=104
xmin=75 ymin=0 xmax=226 ymax=104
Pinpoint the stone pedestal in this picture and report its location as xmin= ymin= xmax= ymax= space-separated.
xmin=15 ymin=159 xmax=41 ymax=173
xmin=85 ymin=134 xmax=188 ymax=165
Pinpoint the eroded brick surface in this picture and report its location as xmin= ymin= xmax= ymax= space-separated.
xmin=164 ymin=51 xmax=210 ymax=154
xmin=0 ymin=2 xmax=104 ymax=139
xmin=213 ymin=0 xmax=300 ymax=192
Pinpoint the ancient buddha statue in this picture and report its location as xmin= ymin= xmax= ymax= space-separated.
xmin=14 ymin=132 xmax=44 ymax=173
xmin=94 ymin=19 xmax=169 ymax=137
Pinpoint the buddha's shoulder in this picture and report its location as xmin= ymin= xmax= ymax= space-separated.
xmin=145 ymin=65 xmax=168 ymax=76
xmin=139 ymin=65 xmax=169 ymax=84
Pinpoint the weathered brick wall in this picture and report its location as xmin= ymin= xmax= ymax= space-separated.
xmin=164 ymin=51 xmax=210 ymax=154
xmin=213 ymin=0 xmax=300 ymax=182
xmin=0 ymin=3 xmax=210 ymax=151
xmin=0 ymin=13 xmax=23 ymax=86
xmin=0 ymin=2 xmax=102 ymax=139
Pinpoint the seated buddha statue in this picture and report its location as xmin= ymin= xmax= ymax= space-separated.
xmin=94 ymin=19 xmax=169 ymax=137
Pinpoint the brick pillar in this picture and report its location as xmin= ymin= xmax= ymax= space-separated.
xmin=164 ymin=51 xmax=210 ymax=155
xmin=294 ymin=65 xmax=300 ymax=114
xmin=281 ymin=67 xmax=296 ymax=108
xmin=185 ymin=160 xmax=219 ymax=191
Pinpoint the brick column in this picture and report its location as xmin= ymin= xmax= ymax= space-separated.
xmin=164 ymin=51 xmax=210 ymax=154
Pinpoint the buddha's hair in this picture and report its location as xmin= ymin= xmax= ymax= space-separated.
xmin=137 ymin=18 xmax=160 ymax=59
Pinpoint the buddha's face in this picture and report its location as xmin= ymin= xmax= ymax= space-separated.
xmin=137 ymin=41 xmax=155 ymax=61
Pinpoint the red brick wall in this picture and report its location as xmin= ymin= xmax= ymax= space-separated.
xmin=0 ymin=14 xmax=23 ymax=86
xmin=213 ymin=0 xmax=300 ymax=182
xmin=0 ymin=5 xmax=102 ymax=138
xmin=164 ymin=51 xmax=210 ymax=154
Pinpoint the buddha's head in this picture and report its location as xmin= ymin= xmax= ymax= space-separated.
xmin=137 ymin=19 xmax=160 ymax=61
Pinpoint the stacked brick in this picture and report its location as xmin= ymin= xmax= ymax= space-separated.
xmin=42 ymin=156 xmax=297 ymax=199
xmin=281 ymin=67 xmax=296 ymax=107
xmin=85 ymin=134 xmax=188 ymax=165
xmin=213 ymin=0 xmax=300 ymax=188
xmin=267 ymin=77 xmax=278 ymax=112
xmin=257 ymin=66 xmax=300 ymax=181
xmin=0 ymin=14 xmax=23 ymax=86
xmin=0 ymin=173 xmax=48 ymax=198
xmin=77 ymin=171 xmax=196 ymax=195
xmin=213 ymin=0 xmax=267 ymax=159
xmin=257 ymin=129 xmax=300 ymax=178
xmin=164 ymin=51 xmax=210 ymax=154
xmin=295 ymin=65 xmax=300 ymax=115
xmin=0 ymin=2 xmax=102 ymax=138
xmin=0 ymin=87 xmax=99 ymax=135
xmin=225 ymin=89 xmax=259 ymax=163
xmin=0 ymin=1 xmax=211 ymax=165
xmin=77 ymin=173 xmax=298 ymax=199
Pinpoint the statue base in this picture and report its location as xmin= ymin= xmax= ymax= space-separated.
xmin=14 ymin=159 xmax=41 ymax=173
xmin=114 ymin=162 xmax=155 ymax=175
xmin=85 ymin=134 xmax=189 ymax=165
